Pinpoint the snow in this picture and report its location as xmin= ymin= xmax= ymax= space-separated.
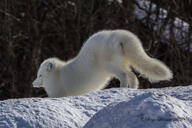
xmin=84 ymin=92 xmax=192 ymax=128
xmin=0 ymin=85 xmax=192 ymax=128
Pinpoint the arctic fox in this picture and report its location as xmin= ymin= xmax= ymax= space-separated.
xmin=32 ymin=30 xmax=173 ymax=97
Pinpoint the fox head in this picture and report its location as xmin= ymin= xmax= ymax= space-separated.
xmin=32 ymin=59 xmax=55 ymax=88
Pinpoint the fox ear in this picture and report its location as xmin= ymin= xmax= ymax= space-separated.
xmin=46 ymin=62 xmax=53 ymax=72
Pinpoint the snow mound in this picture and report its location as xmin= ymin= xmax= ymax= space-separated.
xmin=0 ymin=85 xmax=192 ymax=128
xmin=84 ymin=92 xmax=192 ymax=128
xmin=0 ymin=89 xmax=138 ymax=128
xmin=0 ymin=98 xmax=85 ymax=128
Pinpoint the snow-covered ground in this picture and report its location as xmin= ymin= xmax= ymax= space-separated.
xmin=0 ymin=85 xmax=192 ymax=128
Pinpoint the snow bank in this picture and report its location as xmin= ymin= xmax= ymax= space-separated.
xmin=0 ymin=89 xmax=139 ymax=128
xmin=0 ymin=85 xmax=192 ymax=128
xmin=84 ymin=92 xmax=192 ymax=128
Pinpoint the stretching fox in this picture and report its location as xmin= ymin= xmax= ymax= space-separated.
xmin=33 ymin=30 xmax=173 ymax=97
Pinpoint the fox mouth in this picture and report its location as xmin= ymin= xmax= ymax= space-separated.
xmin=33 ymin=84 xmax=43 ymax=88
xmin=32 ymin=80 xmax=43 ymax=88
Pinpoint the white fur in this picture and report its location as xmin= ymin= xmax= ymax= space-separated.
xmin=33 ymin=30 xmax=173 ymax=97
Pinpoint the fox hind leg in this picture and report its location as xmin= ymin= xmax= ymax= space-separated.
xmin=106 ymin=65 xmax=139 ymax=88
xmin=126 ymin=70 xmax=139 ymax=89
xmin=106 ymin=65 xmax=129 ymax=88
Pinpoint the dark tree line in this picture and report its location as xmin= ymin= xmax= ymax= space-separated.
xmin=0 ymin=0 xmax=191 ymax=100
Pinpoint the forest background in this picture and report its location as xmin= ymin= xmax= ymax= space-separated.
xmin=0 ymin=0 xmax=191 ymax=100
